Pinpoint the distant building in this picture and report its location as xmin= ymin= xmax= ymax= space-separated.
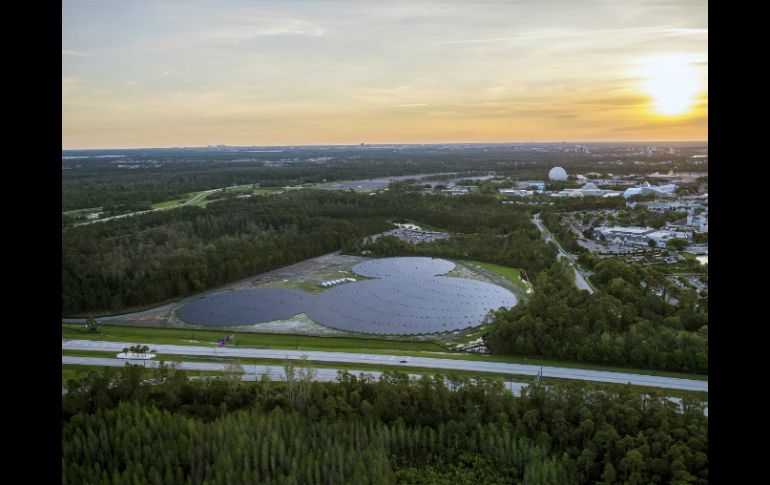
xmin=685 ymin=214 xmax=708 ymax=232
xmin=498 ymin=188 xmax=535 ymax=197
xmin=623 ymin=182 xmax=678 ymax=199
xmin=551 ymin=182 xmax=622 ymax=198
xmin=594 ymin=226 xmax=689 ymax=247
xmin=548 ymin=167 xmax=568 ymax=181
xmin=441 ymin=186 xmax=473 ymax=196
xmin=516 ymin=180 xmax=546 ymax=191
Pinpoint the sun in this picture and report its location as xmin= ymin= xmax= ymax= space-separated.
xmin=639 ymin=54 xmax=702 ymax=116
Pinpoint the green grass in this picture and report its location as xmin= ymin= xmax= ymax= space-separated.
xmin=151 ymin=199 xmax=185 ymax=210
xmin=63 ymin=349 xmax=124 ymax=359
xmin=261 ymin=269 xmax=368 ymax=294
xmin=62 ymin=364 xmax=220 ymax=386
xmin=63 ymin=206 xmax=102 ymax=217
xmin=62 ymin=324 xmax=707 ymax=380
xmin=62 ymin=324 xmax=448 ymax=353
xmin=62 ymin=364 xmax=97 ymax=385
xmin=459 ymin=260 xmax=532 ymax=292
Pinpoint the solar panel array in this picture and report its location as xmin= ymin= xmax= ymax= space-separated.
xmin=177 ymin=257 xmax=518 ymax=335
xmin=178 ymin=288 xmax=309 ymax=326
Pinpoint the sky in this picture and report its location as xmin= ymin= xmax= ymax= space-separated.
xmin=62 ymin=0 xmax=708 ymax=149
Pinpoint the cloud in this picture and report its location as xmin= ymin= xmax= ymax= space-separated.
xmin=664 ymin=28 xmax=708 ymax=36
xmin=62 ymin=49 xmax=92 ymax=57
xmin=394 ymin=103 xmax=428 ymax=108
xmin=203 ymin=17 xmax=324 ymax=44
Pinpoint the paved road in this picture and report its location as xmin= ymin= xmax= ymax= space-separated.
xmin=61 ymin=355 xmax=528 ymax=391
xmin=61 ymin=356 xmax=707 ymax=416
xmin=532 ymin=213 xmax=595 ymax=293
xmin=62 ymin=340 xmax=707 ymax=392
xmin=74 ymin=187 xmax=225 ymax=227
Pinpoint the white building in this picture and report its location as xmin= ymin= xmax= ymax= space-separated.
xmin=515 ymin=180 xmax=546 ymax=191
xmin=594 ymin=226 xmax=689 ymax=247
xmin=686 ymin=214 xmax=708 ymax=232
xmin=548 ymin=167 xmax=568 ymax=181
xmin=552 ymin=182 xmax=622 ymax=198
xmin=498 ymin=188 xmax=536 ymax=197
xmin=623 ymin=182 xmax=678 ymax=199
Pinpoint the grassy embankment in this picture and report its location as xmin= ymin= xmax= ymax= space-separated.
xmin=62 ymin=324 xmax=707 ymax=381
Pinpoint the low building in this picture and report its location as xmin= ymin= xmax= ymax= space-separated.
xmin=623 ymin=182 xmax=678 ymax=199
xmin=516 ymin=180 xmax=546 ymax=191
xmin=498 ymin=188 xmax=536 ymax=197
xmin=441 ymin=186 xmax=473 ymax=196
xmin=594 ymin=226 xmax=689 ymax=247
xmin=552 ymin=182 xmax=623 ymax=198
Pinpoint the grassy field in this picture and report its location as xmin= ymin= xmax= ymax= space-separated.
xmin=62 ymin=324 xmax=707 ymax=380
xmin=459 ymin=260 xmax=532 ymax=292
xmin=63 ymin=206 xmax=102 ymax=217
xmin=62 ymin=364 xmax=220 ymax=386
xmin=63 ymin=324 xmax=448 ymax=353
xmin=261 ymin=267 xmax=368 ymax=294
xmin=151 ymin=198 xmax=186 ymax=210
xmin=150 ymin=185 xmax=284 ymax=211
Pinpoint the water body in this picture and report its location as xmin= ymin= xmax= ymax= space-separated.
xmin=178 ymin=257 xmax=517 ymax=335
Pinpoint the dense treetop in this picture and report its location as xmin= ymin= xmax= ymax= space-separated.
xmin=62 ymin=364 xmax=707 ymax=484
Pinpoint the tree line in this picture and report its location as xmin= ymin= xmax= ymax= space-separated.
xmin=485 ymin=259 xmax=707 ymax=374
xmin=62 ymin=364 xmax=707 ymax=484
xmin=348 ymin=233 xmax=556 ymax=285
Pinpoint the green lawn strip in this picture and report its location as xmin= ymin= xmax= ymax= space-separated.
xmin=261 ymin=268 xmax=368 ymax=294
xmin=62 ymin=324 xmax=707 ymax=381
xmin=62 ymin=364 xmax=220 ymax=386
xmin=62 ymin=364 xmax=99 ymax=384
xmin=62 ymin=296 xmax=182 ymax=318
xmin=62 ymin=324 xmax=448 ymax=353
xmin=63 ymin=206 xmax=102 ymax=216
xmin=150 ymin=199 xmax=185 ymax=210
xmin=63 ymin=349 xmax=126 ymax=359
xmin=457 ymin=259 xmax=532 ymax=291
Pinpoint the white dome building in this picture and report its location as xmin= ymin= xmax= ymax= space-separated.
xmin=548 ymin=166 xmax=568 ymax=181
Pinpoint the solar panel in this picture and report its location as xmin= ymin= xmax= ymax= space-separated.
xmin=177 ymin=257 xmax=518 ymax=334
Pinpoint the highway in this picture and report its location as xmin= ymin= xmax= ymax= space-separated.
xmin=74 ymin=187 xmax=225 ymax=227
xmin=62 ymin=339 xmax=707 ymax=392
xmin=61 ymin=355 xmax=528 ymax=392
xmin=61 ymin=355 xmax=707 ymax=416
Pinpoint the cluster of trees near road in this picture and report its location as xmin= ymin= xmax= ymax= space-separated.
xmin=63 ymin=190 xmax=552 ymax=314
xmin=62 ymin=364 xmax=707 ymax=484
xmin=539 ymin=211 xmax=586 ymax=254
xmin=485 ymin=258 xmax=707 ymax=374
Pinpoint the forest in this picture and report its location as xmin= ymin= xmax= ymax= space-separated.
xmin=62 ymin=146 xmax=707 ymax=213
xmin=485 ymin=259 xmax=707 ymax=374
xmin=62 ymin=364 xmax=707 ymax=484
xmin=63 ymin=190 xmax=550 ymax=314
xmin=539 ymin=211 xmax=586 ymax=254
xmin=350 ymin=233 xmax=555 ymax=283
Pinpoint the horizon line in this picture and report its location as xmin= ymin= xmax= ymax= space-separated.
xmin=62 ymin=140 xmax=709 ymax=151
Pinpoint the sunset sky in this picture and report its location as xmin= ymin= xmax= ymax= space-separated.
xmin=62 ymin=0 xmax=707 ymax=149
